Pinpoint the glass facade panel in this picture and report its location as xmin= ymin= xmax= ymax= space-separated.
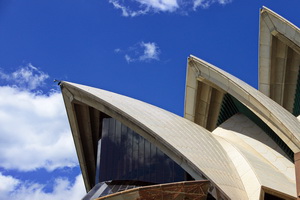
xmin=97 ymin=118 xmax=187 ymax=184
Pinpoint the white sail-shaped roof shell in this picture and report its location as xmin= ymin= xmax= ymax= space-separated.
xmin=61 ymin=81 xmax=247 ymax=199
xmin=185 ymin=55 xmax=300 ymax=153
xmin=259 ymin=7 xmax=300 ymax=113
xmin=62 ymin=80 xmax=297 ymax=199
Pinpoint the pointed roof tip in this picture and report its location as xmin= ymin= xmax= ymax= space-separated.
xmin=188 ymin=55 xmax=194 ymax=60
xmin=54 ymin=79 xmax=63 ymax=86
xmin=261 ymin=5 xmax=268 ymax=10
xmin=188 ymin=55 xmax=203 ymax=61
xmin=260 ymin=6 xmax=280 ymax=15
xmin=259 ymin=5 xmax=300 ymax=33
xmin=188 ymin=55 xmax=209 ymax=65
xmin=260 ymin=6 xmax=272 ymax=13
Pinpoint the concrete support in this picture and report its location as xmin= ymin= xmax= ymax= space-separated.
xmin=295 ymin=152 xmax=300 ymax=199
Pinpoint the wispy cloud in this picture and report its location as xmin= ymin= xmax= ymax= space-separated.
xmin=109 ymin=0 xmax=232 ymax=16
xmin=193 ymin=0 xmax=232 ymax=10
xmin=115 ymin=41 xmax=160 ymax=63
xmin=114 ymin=48 xmax=121 ymax=53
xmin=0 ymin=173 xmax=85 ymax=200
xmin=139 ymin=42 xmax=160 ymax=61
xmin=109 ymin=0 xmax=151 ymax=17
xmin=124 ymin=54 xmax=134 ymax=63
xmin=0 ymin=63 xmax=49 ymax=91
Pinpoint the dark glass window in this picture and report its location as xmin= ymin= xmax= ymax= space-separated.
xmin=96 ymin=118 xmax=187 ymax=184
xmin=264 ymin=193 xmax=285 ymax=200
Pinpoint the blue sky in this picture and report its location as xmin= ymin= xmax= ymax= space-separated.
xmin=0 ymin=0 xmax=300 ymax=199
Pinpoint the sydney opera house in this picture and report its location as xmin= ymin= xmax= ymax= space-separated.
xmin=61 ymin=7 xmax=300 ymax=200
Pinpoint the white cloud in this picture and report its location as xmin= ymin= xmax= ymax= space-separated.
xmin=139 ymin=42 xmax=160 ymax=61
xmin=0 ymin=173 xmax=20 ymax=198
xmin=0 ymin=173 xmax=85 ymax=200
xmin=193 ymin=0 xmax=232 ymax=9
xmin=0 ymin=63 xmax=49 ymax=91
xmin=114 ymin=48 xmax=121 ymax=53
xmin=136 ymin=0 xmax=178 ymax=11
xmin=125 ymin=54 xmax=134 ymax=63
xmin=116 ymin=42 xmax=160 ymax=63
xmin=0 ymin=65 xmax=84 ymax=199
xmin=109 ymin=0 xmax=150 ymax=17
xmin=0 ymin=66 xmax=78 ymax=171
xmin=0 ymin=86 xmax=78 ymax=171
xmin=109 ymin=0 xmax=177 ymax=17
xmin=109 ymin=0 xmax=232 ymax=16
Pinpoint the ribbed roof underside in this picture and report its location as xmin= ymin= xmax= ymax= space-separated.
xmin=187 ymin=55 xmax=300 ymax=153
xmin=259 ymin=7 xmax=300 ymax=115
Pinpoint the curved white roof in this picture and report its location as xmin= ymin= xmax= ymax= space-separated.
xmin=61 ymin=81 xmax=247 ymax=199
xmin=187 ymin=55 xmax=300 ymax=153
xmin=259 ymin=7 xmax=300 ymax=112
xmin=213 ymin=113 xmax=296 ymax=198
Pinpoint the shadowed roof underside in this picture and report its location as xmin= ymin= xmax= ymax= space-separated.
xmin=185 ymin=55 xmax=300 ymax=153
xmin=259 ymin=7 xmax=300 ymax=115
